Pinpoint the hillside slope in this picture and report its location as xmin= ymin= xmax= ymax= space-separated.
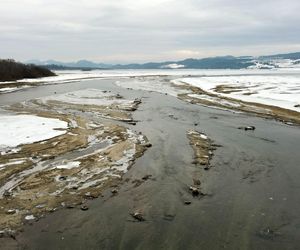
xmin=0 ymin=59 xmax=55 ymax=82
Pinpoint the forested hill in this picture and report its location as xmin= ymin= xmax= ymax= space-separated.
xmin=0 ymin=59 xmax=55 ymax=82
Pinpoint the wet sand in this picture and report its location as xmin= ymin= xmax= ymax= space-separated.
xmin=1 ymin=78 xmax=300 ymax=249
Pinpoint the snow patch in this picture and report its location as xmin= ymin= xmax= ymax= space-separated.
xmin=55 ymin=161 xmax=81 ymax=169
xmin=25 ymin=215 xmax=35 ymax=220
xmin=162 ymin=63 xmax=185 ymax=69
xmin=0 ymin=159 xmax=26 ymax=170
xmin=0 ymin=115 xmax=68 ymax=149
xmin=200 ymin=134 xmax=208 ymax=140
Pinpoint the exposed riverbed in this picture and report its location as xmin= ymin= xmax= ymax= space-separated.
xmin=0 ymin=76 xmax=300 ymax=250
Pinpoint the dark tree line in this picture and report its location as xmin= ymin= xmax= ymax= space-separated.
xmin=0 ymin=59 xmax=55 ymax=81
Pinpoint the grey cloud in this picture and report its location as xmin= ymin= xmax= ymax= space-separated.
xmin=0 ymin=0 xmax=299 ymax=62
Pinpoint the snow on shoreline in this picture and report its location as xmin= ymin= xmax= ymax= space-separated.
xmin=0 ymin=115 xmax=68 ymax=149
xmin=178 ymin=75 xmax=300 ymax=112
xmin=1 ymin=68 xmax=300 ymax=113
xmin=0 ymin=87 xmax=18 ymax=93
xmin=0 ymin=69 xmax=203 ymax=86
xmin=1 ymin=68 xmax=295 ymax=86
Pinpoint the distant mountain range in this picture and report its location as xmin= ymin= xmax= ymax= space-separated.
xmin=25 ymin=52 xmax=300 ymax=70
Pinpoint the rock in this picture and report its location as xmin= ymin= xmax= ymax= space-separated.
xmin=194 ymin=123 xmax=198 ymax=126
xmin=168 ymin=114 xmax=178 ymax=120
xmin=245 ymin=126 xmax=256 ymax=131
xmin=184 ymin=201 xmax=192 ymax=205
xmin=80 ymin=205 xmax=89 ymax=211
xmin=142 ymin=174 xmax=152 ymax=181
xmin=3 ymin=190 xmax=12 ymax=198
xmin=6 ymin=209 xmax=16 ymax=215
xmin=238 ymin=126 xmax=256 ymax=131
xmin=59 ymin=176 xmax=67 ymax=181
xmin=204 ymin=165 xmax=210 ymax=170
xmin=115 ymin=94 xmax=123 ymax=99
xmin=130 ymin=212 xmax=145 ymax=221
xmin=294 ymin=104 xmax=300 ymax=108
xmin=144 ymin=142 xmax=152 ymax=148
xmin=111 ymin=189 xmax=118 ymax=194
xmin=189 ymin=186 xmax=200 ymax=196
xmin=134 ymin=98 xmax=142 ymax=104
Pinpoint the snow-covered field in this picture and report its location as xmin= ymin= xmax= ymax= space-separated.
xmin=249 ymin=59 xmax=300 ymax=69
xmin=177 ymin=75 xmax=300 ymax=111
xmin=0 ymin=69 xmax=208 ymax=85
xmin=0 ymin=115 xmax=68 ymax=150
xmin=1 ymin=68 xmax=300 ymax=112
xmin=1 ymin=68 xmax=295 ymax=85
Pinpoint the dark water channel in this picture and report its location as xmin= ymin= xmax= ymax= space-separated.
xmin=1 ymin=78 xmax=300 ymax=250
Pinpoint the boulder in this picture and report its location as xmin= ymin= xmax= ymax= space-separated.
xmin=130 ymin=211 xmax=145 ymax=221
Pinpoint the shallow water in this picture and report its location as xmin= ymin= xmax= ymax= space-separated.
xmin=1 ymin=78 xmax=300 ymax=250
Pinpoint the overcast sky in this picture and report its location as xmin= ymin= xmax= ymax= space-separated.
xmin=1 ymin=0 xmax=300 ymax=63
